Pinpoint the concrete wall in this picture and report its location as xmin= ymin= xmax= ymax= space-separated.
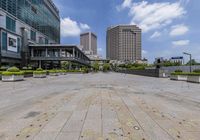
xmin=160 ymin=65 xmax=200 ymax=77
xmin=117 ymin=69 xmax=160 ymax=77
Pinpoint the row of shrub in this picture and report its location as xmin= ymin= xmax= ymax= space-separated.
xmin=0 ymin=67 xmax=89 ymax=76
xmin=1 ymin=67 xmax=24 ymax=76
xmin=128 ymin=66 xmax=146 ymax=70
xmin=171 ymin=69 xmax=200 ymax=76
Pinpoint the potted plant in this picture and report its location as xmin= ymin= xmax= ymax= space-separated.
xmin=57 ymin=69 xmax=66 ymax=75
xmin=2 ymin=67 xmax=24 ymax=82
xmin=33 ymin=68 xmax=47 ymax=78
xmin=187 ymin=70 xmax=200 ymax=83
xmin=170 ymin=70 xmax=188 ymax=81
xmin=48 ymin=69 xmax=59 ymax=76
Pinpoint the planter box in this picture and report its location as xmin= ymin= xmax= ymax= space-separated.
xmin=170 ymin=75 xmax=187 ymax=81
xmin=66 ymin=72 xmax=83 ymax=74
xmin=187 ymin=75 xmax=200 ymax=83
xmin=33 ymin=74 xmax=46 ymax=78
xmin=59 ymin=72 xmax=66 ymax=75
xmin=2 ymin=75 xmax=24 ymax=82
xmin=49 ymin=73 xmax=59 ymax=76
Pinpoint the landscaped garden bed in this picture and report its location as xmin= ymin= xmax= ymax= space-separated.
xmin=2 ymin=67 xmax=24 ymax=82
xmin=65 ymin=70 xmax=84 ymax=74
xmin=187 ymin=72 xmax=200 ymax=83
xmin=187 ymin=75 xmax=200 ymax=83
xmin=33 ymin=68 xmax=47 ymax=78
xmin=22 ymin=70 xmax=34 ymax=77
xmin=170 ymin=73 xmax=188 ymax=81
xmin=170 ymin=69 xmax=200 ymax=83
xmin=57 ymin=70 xmax=67 ymax=75
xmin=48 ymin=70 xmax=59 ymax=76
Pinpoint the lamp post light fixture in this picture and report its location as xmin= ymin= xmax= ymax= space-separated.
xmin=183 ymin=52 xmax=192 ymax=73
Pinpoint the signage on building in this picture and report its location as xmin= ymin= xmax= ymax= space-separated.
xmin=171 ymin=56 xmax=183 ymax=60
xmin=7 ymin=34 xmax=17 ymax=52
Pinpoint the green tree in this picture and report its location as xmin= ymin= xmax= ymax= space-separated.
xmin=103 ymin=63 xmax=111 ymax=72
xmin=186 ymin=59 xmax=200 ymax=65
xmin=92 ymin=62 xmax=99 ymax=72
xmin=61 ymin=61 xmax=70 ymax=69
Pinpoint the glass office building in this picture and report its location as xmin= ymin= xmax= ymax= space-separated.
xmin=0 ymin=0 xmax=60 ymax=66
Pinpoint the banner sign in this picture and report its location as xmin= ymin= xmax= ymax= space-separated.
xmin=171 ymin=56 xmax=183 ymax=60
xmin=7 ymin=34 xmax=18 ymax=52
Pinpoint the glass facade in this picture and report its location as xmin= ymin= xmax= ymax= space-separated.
xmin=31 ymin=30 xmax=36 ymax=41
xmin=0 ymin=0 xmax=60 ymax=43
xmin=17 ymin=37 xmax=21 ymax=52
xmin=1 ymin=32 xmax=7 ymax=50
xmin=6 ymin=16 xmax=16 ymax=32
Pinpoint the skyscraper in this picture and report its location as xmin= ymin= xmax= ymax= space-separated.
xmin=0 ymin=0 xmax=60 ymax=66
xmin=106 ymin=25 xmax=141 ymax=62
xmin=80 ymin=32 xmax=97 ymax=55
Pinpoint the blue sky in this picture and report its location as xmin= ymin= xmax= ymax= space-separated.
xmin=54 ymin=0 xmax=200 ymax=63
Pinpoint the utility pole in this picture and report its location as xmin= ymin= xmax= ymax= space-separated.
xmin=183 ymin=52 xmax=192 ymax=73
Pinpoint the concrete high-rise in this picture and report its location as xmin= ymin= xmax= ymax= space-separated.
xmin=80 ymin=32 xmax=97 ymax=55
xmin=106 ymin=25 xmax=141 ymax=62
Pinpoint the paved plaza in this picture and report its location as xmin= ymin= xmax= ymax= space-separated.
xmin=0 ymin=73 xmax=200 ymax=140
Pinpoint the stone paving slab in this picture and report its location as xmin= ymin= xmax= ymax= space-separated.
xmin=0 ymin=73 xmax=200 ymax=140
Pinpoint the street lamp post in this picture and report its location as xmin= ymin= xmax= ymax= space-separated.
xmin=183 ymin=52 xmax=192 ymax=73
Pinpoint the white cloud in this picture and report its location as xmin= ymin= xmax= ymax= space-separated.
xmin=170 ymin=24 xmax=189 ymax=36
xmin=117 ymin=0 xmax=132 ymax=11
xmin=61 ymin=17 xmax=90 ymax=37
xmin=122 ymin=0 xmax=132 ymax=8
xmin=118 ymin=1 xmax=186 ymax=32
xmin=150 ymin=31 xmax=161 ymax=39
xmin=142 ymin=50 xmax=148 ymax=55
xmin=80 ymin=23 xmax=90 ymax=30
xmin=172 ymin=40 xmax=190 ymax=46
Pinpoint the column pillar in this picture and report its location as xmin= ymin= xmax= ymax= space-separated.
xmin=31 ymin=48 xmax=34 ymax=57
xmin=45 ymin=48 xmax=48 ymax=57
xmin=73 ymin=48 xmax=75 ymax=58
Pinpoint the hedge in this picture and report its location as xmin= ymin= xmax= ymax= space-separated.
xmin=2 ymin=71 xmax=24 ymax=76
xmin=33 ymin=71 xmax=46 ymax=75
xmin=7 ymin=67 xmax=20 ymax=72
xmin=129 ymin=66 xmax=145 ymax=70
xmin=171 ymin=72 xmax=200 ymax=76
xmin=2 ymin=67 xmax=24 ymax=76
xmin=48 ymin=70 xmax=59 ymax=73
xmin=66 ymin=70 xmax=83 ymax=73
xmin=22 ymin=70 xmax=34 ymax=75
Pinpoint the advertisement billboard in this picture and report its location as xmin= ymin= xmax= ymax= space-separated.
xmin=7 ymin=34 xmax=18 ymax=52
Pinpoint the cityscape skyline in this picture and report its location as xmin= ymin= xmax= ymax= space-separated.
xmin=55 ymin=0 xmax=200 ymax=63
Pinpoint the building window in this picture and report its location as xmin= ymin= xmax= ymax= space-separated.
xmin=39 ymin=37 xmax=44 ymax=44
xmin=1 ymin=32 xmax=7 ymax=50
xmin=31 ymin=30 xmax=36 ymax=41
xmin=45 ymin=38 xmax=48 ymax=44
xmin=31 ymin=6 xmax=37 ymax=14
xmin=17 ymin=38 xmax=21 ymax=53
xmin=6 ymin=16 xmax=16 ymax=32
